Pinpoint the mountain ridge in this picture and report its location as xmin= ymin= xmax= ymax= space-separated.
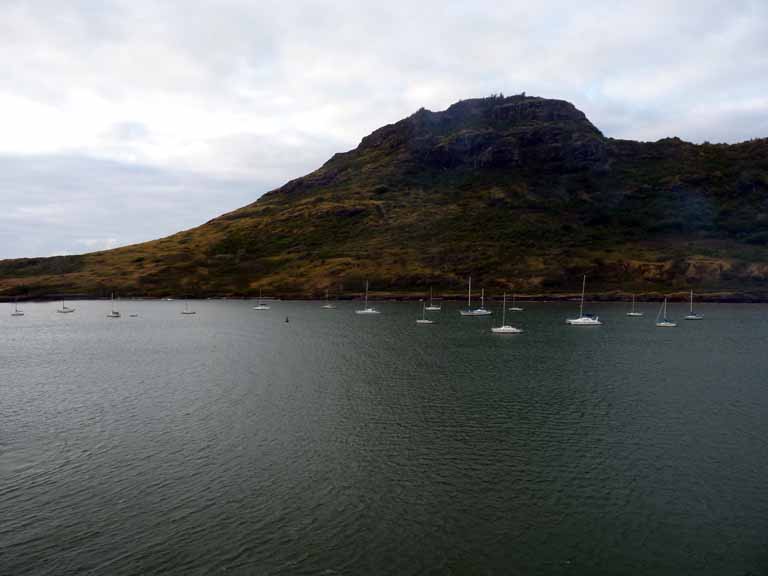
xmin=2 ymin=94 xmax=768 ymax=300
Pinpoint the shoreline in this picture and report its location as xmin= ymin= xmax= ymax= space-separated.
xmin=4 ymin=292 xmax=768 ymax=304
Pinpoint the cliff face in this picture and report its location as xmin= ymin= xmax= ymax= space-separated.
xmin=2 ymin=94 xmax=768 ymax=299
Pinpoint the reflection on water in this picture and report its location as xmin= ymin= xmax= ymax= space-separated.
xmin=1 ymin=300 xmax=767 ymax=575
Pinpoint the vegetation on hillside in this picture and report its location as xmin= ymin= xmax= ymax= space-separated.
xmin=2 ymin=94 xmax=767 ymax=300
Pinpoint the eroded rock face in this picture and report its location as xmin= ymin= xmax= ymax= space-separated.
xmin=356 ymin=95 xmax=608 ymax=173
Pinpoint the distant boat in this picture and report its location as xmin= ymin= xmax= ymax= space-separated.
xmin=492 ymin=293 xmax=523 ymax=334
xmin=508 ymin=294 xmax=524 ymax=312
xmin=684 ymin=290 xmax=704 ymax=320
xmin=181 ymin=301 xmax=196 ymax=315
xmin=459 ymin=277 xmax=492 ymax=316
xmin=129 ymin=314 xmax=139 ymax=318
xmin=424 ymin=287 xmax=441 ymax=311
xmin=11 ymin=298 xmax=24 ymax=317
xmin=107 ymin=293 xmax=121 ymax=318
xmin=627 ymin=294 xmax=644 ymax=317
xmin=355 ymin=280 xmax=380 ymax=314
xmin=252 ymin=289 xmax=270 ymax=310
xmin=57 ymin=300 xmax=75 ymax=314
xmin=416 ymin=302 xmax=434 ymax=324
xmin=655 ymin=297 xmax=677 ymax=327
xmin=321 ymin=289 xmax=336 ymax=309
xmin=565 ymin=275 xmax=602 ymax=325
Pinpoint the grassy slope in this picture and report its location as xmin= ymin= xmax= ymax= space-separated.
xmin=2 ymin=96 xmax=768 ymax=300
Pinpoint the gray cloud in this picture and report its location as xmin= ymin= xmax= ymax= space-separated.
xmin=0 ymin=0 xmax=766 ymax=257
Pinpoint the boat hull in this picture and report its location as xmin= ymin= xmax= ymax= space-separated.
xmin=491 ymin=326 xmax=523 ymax=334
xmin=459 ymin=309 xmax=492 ymax=316
xmin=566 ymin=317 xmax=602 ymax=325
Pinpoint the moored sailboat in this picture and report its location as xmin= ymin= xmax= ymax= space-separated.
xmin=355 ymin=281 xmax=380 ymax=314
xmin=508 ymin=294 xmax=524 ymax=312
xmin=416 ymin=302 xmax=434 ymax=324
xmin=566 ymin=275 xmax=601 ymax=325
xmin=627 ymin=294 xmax=643 ymax=317
xmin=252 ymin=289 xmax=270 ymax=310
xmin=492 ymin=294 xmax=523 ymax=334
xmin=655 ymin=297 xmax=677 ymax=327
xmin=684 ymin=290 xmax=703 ymax=320
xmin=107 ymin=293 xmax=121 ymax=318
xmin=459 ymin=277 xmax=492 ymax=316
xmin=424 ymin=287 xmax=441 ymax=311
xmin=11 ymin=298 xmax=24 ymax=317
xmin=321 ymin=289 xmax=336 ymax=309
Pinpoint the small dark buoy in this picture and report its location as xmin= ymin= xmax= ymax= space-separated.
xmin=285 ymin=316 xmax=289 ymax=323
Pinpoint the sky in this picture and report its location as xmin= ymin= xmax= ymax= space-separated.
xmin=0 ymin=0 xmax=766 ymax=258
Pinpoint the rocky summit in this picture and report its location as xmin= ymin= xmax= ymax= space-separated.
xmin=2 ymin=94 xmax=768 ymax=300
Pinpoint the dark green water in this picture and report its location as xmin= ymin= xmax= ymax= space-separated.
xmin=2 ymin=300 xmax=767 ymax=575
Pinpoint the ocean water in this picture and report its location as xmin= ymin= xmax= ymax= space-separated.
xmin=2 ymin=300 xmax=767 ymax=575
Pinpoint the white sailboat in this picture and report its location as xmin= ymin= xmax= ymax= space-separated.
xmin=11 ymin=298 xmax=24 ymax=317
xmin=508 ymin=293 xmax=524 ymax=312
xmin=416 ymin=302 xmax=434 ymax=324
xmin=355 ymin=281 xmax=380 ymax=314
xmin=321 ymin=289 xmax=336 ymax=309
xmin=566 ymin=275 xmax=601 ymax=325
xmin=57 ymin=300 xmax=75 ymax=314
xmin=107 ymin=293 xmax=121 ymax=318
xmin=492 ymin=294 xmax=523 ymax=334
xmin=424 ymin=287 xmax=441 ymax=311
xmin=459 ymin=277 xmax=492 ymax=316
xmin=627 ymin=294 xmax=643 ymax=317
xmin=252 ymin=289 xmax=270 ymax=310
xmin=684 ymin=290 xmax=703 ymax=320
xmin=655 ymin=297 xmax=677 ymax=327
xmin=181 ymin=301 xmax=196 ymax=315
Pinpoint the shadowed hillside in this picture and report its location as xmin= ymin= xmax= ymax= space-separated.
xmin=2 ymin=94 xmax=768 ymax=300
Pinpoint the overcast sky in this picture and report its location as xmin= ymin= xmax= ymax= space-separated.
xmin=1 ymin=0 xmax=766 ymax=258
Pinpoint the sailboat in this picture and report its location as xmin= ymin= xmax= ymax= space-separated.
xmin=655 ymin=297 xmax=677 ymax=327
xmin=508 ymin=294 xmax=524 ymax=312
xmin=459 ymin=277 xmax=492 ymax=316
xmin=492 ymin=294 xmax=523 ymax=334
xmin=11 ymin=298 xmax=24 ymax=317
xmin=566 ymin=275 xmax=601 ymax=325
xmin=252 ymin=289 xmax=270 ymax=310
xmin=106 ymin=293 xmax=121 ymax=318
xmin=355 ymin=281 xmax=380 ymax=314
xmin=424 ymin=287 xmax=441 ymax=311
xmin=57 ymin=300 xmax=75 ymax=313
xmin=684 ymin=290 xmax=703 ymax=320
xmin=181 ymin=301 xmax=196 ymax=315
xmin=416 ymin=302 xmax=434 ymax=324
xmin=627 ymin=294 xmax=643 ymax=317
xmin=321 ymin=289 xmax=336 ymax=309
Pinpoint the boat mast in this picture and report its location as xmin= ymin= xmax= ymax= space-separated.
xmin=467 ymin=276 xmax=472 ymax=309
xmin=502 ymin=293 xmax=506 ymax=326
xmin=364 ymin=281 xmax=369 ymax=308
xmin=580 ymin=275 xmax=586 ymax=317
xmin=690 ymin=290 xmax=694 ymax=314
xmin=481 ymin=288 xmax=485 ymax=310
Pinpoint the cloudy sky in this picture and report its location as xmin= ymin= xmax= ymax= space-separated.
xmin=1 ymin=0 xmax=766 ymax=258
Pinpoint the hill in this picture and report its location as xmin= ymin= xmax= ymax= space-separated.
xmin=2 ymin=94 xmax=768 ymax=300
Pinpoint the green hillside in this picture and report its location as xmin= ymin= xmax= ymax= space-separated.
xmin=2 ymin=94 xmax=768 ymax=300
